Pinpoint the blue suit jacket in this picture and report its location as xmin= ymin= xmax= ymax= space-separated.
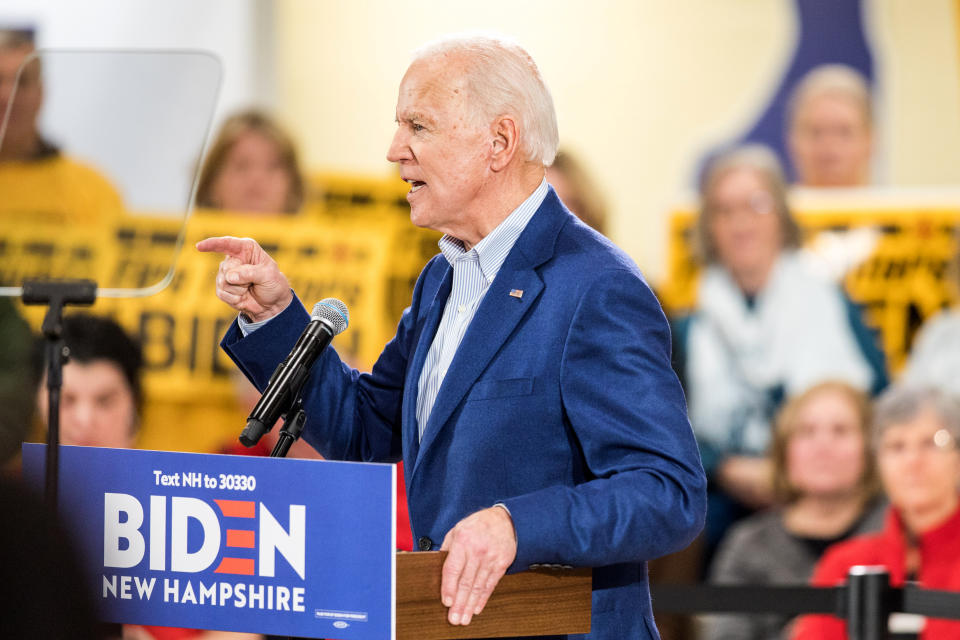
xmin=223 ymin=188 xmax=706 ymax=639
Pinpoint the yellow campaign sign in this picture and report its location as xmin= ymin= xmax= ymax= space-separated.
xmin=0 ymin=223 xmax=114 ymax=289
xmin=660 ymin=199 xmax=960 ymax=373
xmin=8 ymin=207 xmax=440 ymax=453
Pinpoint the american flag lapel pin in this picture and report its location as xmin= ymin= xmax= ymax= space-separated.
xmin=509 ymin=289 xmax=524 ymax=299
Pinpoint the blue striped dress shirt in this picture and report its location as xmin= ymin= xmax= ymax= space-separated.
xmin=415 ymin=179 xmax=548 ymax=441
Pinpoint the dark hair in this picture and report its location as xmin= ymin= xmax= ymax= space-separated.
xmin=0 ymin=28 xmax=35 ymax=51
xmin=33 ymin=314 xmax=144 ymax=412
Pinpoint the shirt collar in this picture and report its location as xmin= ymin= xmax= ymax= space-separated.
xmin=438 ymin=178 xmax=548 ymax=283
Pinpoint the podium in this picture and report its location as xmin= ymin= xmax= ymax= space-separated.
xmin=22 ymin=444 xmax=592 ymax=638
xmin=397 ymin=551 xmax=591 ymax=639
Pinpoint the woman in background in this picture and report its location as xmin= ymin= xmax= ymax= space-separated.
xmin=703 ymin=381 xmax=885 ymax=640
xmin=678 ymin=145 xmax=883 ymax=551
xmin=793 ymin=386 xmax=960 ymax=639
xmin=195 ymin=109 xmax=305 ymax=215
xmin=546 ymin=148 xmax=608 ymax=235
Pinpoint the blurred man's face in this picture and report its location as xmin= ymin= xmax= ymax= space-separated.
xmin=789 ymin=93 xmax=872 ymax=187
xmin=0 ymin=45 xmax=42 ymax=156
xmin=386 ymin=55 xmax=492 ymax=239
xmin=36 ymin=360 xmax=137 ymax=449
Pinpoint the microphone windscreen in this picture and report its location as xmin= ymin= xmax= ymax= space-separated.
xmin=311 ymin=298 xmax=349 ymax=335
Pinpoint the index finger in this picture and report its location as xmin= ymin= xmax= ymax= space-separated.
xmin=196 ymin=236 xmax=254 ymax=258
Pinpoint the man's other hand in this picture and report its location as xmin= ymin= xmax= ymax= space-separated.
xmin=196 ymin=236 xmax=293 ymax=322
xmin=440 ymin=505 xmax=517 ymax=626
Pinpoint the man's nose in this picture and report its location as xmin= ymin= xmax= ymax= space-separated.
xmin=386 ymin=128 xmax=410 ymax=163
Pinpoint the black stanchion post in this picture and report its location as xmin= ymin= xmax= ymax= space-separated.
xmin=846 ymin=566 xmax=892 ymax=640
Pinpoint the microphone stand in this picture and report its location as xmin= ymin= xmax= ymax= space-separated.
xmin=267 ymin=394 xmax=308 ymax=640
xmin=21 ymin=279 xmax=97 ymax=511
xmin=269 ymin=396 xmax=306 ymax=458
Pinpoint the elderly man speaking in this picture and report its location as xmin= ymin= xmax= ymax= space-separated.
xmin=198 ymin=34 xmax=705 ymax=639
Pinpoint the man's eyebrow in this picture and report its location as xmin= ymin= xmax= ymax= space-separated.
xmin=399 ymin=111 xmax=436 ymax=126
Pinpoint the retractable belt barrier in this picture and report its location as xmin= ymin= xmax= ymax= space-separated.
xmin=652 ymin=567 xmax=960 ymax=640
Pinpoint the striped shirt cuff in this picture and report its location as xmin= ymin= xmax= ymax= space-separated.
xmin=237 ymin=313 xmax=272 ymax=337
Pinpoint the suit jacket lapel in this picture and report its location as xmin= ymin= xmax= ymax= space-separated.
xmin=413 ymin=191 xmax=566 ymax=473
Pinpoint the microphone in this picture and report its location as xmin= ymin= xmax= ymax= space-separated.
xmin=239 ymin=298 xmax=349 ymax=447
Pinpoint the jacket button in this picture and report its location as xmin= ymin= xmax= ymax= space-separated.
xmin=417 ymin=536 xmax=434 ymax=551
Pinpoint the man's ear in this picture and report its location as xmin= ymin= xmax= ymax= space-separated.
xmin=490 ymin=115 xmax=520 ymax=172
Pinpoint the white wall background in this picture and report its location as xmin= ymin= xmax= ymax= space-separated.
xmin=273 ymin=0 xmax=960 ymax=282
xmin=0 ymin=0 xmax=275 ymax=212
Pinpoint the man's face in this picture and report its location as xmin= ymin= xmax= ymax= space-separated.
xmin=789 ymin=93 xmax=872 ymax=187
xmin=36 ymin=360 xmax=137 ymax=449
xmin=386 ymin=55 xmax=492 ymax=238
xmin=0 ymin=46 xmax=42 ymax=152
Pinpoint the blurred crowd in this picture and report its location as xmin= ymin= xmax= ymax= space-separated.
xmin=1 ymin=27 xmax=960 ymax=640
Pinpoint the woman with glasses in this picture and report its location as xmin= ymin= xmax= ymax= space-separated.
xmin=679 ymin=145 xmax=883 ymax=554
xmin=792 ymin=386 xmax=960 ymax=639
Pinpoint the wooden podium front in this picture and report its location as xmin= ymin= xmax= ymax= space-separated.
xmin=396 ymin=552 xmax=592 ymax=639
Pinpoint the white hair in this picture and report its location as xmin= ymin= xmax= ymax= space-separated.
xmin=872 ymin=386 xmax=960 ymax=452
xmin=412 ymin=33 xmax=559 ymax=166
xmin=787 ymin=64 xmax=873 ymax=128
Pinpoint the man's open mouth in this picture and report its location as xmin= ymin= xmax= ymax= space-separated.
xmin=404 ymin=179 xmax=426 ymax=193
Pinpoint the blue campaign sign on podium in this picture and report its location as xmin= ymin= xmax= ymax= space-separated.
xmin=22 ymin=444 xmax=396 ymax=639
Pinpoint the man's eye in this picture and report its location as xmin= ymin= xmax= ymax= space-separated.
xmin=412 ymin=123 xmax=425 ymax=132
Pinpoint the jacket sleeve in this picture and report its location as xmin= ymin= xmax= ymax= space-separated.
xmin=221 ymin=256 xmax=442 ymax=463
xmin=502 ymin=267 xmax=707 ymax=569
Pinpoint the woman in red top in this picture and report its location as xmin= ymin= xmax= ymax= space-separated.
xmin=793 ymin=386 xmax=960 ymax=639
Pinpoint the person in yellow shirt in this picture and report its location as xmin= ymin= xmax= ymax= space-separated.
xmin=0 ymin=29 xmax=126 ymax=468
xmin=0 ymin=29 xmax=123 ymax=227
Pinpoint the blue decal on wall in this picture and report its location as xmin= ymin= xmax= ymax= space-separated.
xmin=700 ymin=0 xmax=874 ymax=183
